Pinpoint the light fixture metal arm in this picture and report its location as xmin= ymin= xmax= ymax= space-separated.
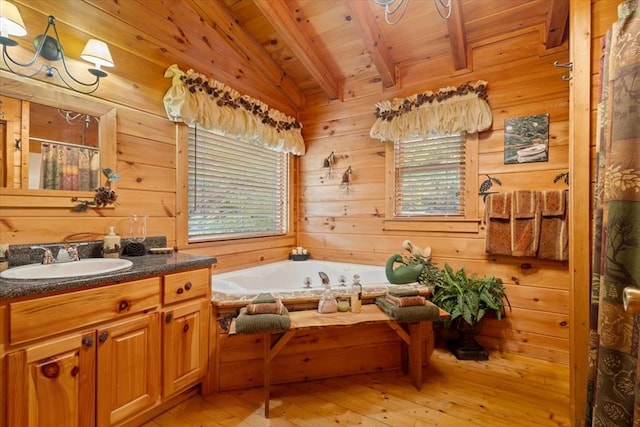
xmin=0 ymin=12 xmax=108 ymax=95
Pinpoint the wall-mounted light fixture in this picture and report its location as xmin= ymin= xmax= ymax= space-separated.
xmin=0 ymin=0 xmax=114 ymax=94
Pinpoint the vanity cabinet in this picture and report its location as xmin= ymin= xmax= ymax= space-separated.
xmin=162 ymin=299 xmax=208 ymax=397
xmin=96 ymin=313 xmax=160 ymax=426
xmin=161 ymin=268 xmax=210 ymax=397
xmin=1 ymin=265 xmax=213 ymax=427
xmin=6 ymin=313 xmax=160 ymax=427
xmin=6 ymin=329 xmax=97 ymax=427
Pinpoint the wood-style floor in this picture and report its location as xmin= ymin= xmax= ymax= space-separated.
xmin=144 ymin=348 xmax=570 ymax=426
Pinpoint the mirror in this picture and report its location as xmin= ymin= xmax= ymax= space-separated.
xmin=0 ymin=71 xmax=116 ymax=207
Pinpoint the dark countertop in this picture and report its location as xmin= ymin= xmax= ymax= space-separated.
xmin=0 ymin=253 xmax=217 ymax=301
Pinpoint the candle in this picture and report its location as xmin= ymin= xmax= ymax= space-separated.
xmin=0 ymin=244 xmax=8 ymax=259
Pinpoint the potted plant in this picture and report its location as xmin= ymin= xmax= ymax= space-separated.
xmin=431 ymin=263 xmax=511 ymax=360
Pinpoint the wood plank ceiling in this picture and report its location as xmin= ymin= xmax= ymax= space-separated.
xmin=12 ymin=0 xmax=568 ymax=114
xmin=214 ymin=0 xmax=569 ymax=109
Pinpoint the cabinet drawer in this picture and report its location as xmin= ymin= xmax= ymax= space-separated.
xmin=163 ymin=268 xmax=209 ymax=305
xmin=9 ymin=277 xmax=160 ymax=345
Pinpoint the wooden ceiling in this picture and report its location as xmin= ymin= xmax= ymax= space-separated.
xmin=8 ymin=0 xmax=568 ymax=115
xmin=214 ymin=0 xmax=569 ymax=109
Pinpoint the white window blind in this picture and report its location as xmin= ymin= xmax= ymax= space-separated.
xmin=394 ymin=133 xmax=466 ymax=217
xmin=188 ymin=125 xmax=288 ymax=241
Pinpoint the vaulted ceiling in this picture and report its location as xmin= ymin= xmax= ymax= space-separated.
xmin=214 ymin=0 xmax=569 ymax=110
xmin=8 ymin=0 xmax=569 ymax=115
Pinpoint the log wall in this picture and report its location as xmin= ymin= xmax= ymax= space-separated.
xmin=0 ymin=1 xmax=615 ymax=365
xmin=298 ymin=24 xmax=572 ymax=363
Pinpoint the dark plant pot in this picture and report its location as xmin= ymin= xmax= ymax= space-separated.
xmin=123 ymin=242 xmax=146 ymax=256
xmin=447 ymin=320 xmax=489 ymax=361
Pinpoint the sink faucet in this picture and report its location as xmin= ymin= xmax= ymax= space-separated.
xmin=31 ymin=244 xmax=83 ymax=264
xmin=30 ymin=246 xmax=54 ymax=265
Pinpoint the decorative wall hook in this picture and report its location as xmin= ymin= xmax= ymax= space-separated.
xmin=340 ymin=166 xmax=353 ymax=194
xmin=479 ymin=174 xmax=502 ymax=202
xmin=321 ymin=151 xmax=335 ymax=178
xmin=553 ymin=171 xmax=569 ymax=185
xmin=553 ymin=61 xmax=573 ymax=81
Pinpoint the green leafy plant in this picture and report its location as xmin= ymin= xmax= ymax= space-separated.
xmin=431 ymin=263 xmax=511 ymax=327
xmin=71 ymin=168 xmax=120 ymax=212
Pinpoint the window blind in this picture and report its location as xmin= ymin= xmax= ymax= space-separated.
xmin=188 ymin=125 xmax=288 ymax=241
xmin=394 ymin=133 xmax=466 ymax=217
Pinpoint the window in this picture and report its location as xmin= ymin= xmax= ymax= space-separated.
xmin=384 ymin=132 xmax=479 ymax=233
xmin=187 ymin=125 xmax=289 ymax=241
xmin=394 ymin=133 xmax=466 ymax=217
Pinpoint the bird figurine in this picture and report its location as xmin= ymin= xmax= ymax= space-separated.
xmin=385 ymin=254 xmax=424 ymax=284
xmin=402 ymin=240 xmax=432 ymax=262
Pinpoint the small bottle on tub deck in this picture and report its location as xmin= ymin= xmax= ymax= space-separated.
xmin=103 ymin=226 xmax=121 ymax=258
xmin=351 ymin=275 xmax=362 ymax=313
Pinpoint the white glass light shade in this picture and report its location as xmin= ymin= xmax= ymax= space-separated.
xmin=0 ymin=0 xmax=27 ymax=37
xmin=80 ymin=39 xmax=114 ymax=68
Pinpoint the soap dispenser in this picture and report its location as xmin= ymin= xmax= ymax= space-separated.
xmin=103 ymin=226 xmax=121 ymax=258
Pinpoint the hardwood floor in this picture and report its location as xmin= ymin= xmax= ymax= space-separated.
xmin=144 ymin=348 xmax=570 ymax=426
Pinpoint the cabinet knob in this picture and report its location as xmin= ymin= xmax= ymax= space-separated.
xmin=183 ymin=324 xmax=190 ymax=333
xmin=41 ymin=361 xmax=60 ymax=379
xmin=117 ymin=300 xmax=130 ymax=312
xmin=165 ymin=313 xmax=173 ymax=324
xmin=71 ymin=366 xmax=80 ymax=377
xmin=82 ymin=336 xmax=94 ymax=347
xmin=184 ymin=281 xmax=192 ymax=291
xmin=98 ymin=331 xmax=109 ymax=343
xmin=176 ymin=288 xmax=184 ymax=294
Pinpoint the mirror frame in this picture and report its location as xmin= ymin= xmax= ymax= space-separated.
xmin=0 ymin=70 xmax=116 ymax=208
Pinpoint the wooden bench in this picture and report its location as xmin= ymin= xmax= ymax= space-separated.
xmin=231 ymin=302 xmax=449 ymax=417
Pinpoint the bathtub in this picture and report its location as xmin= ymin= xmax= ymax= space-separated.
xmin=212 ymin=259 xmax=426 ymax=301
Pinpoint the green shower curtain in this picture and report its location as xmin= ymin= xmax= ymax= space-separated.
xmin=587 ymin=1 xmax=640 ymax=425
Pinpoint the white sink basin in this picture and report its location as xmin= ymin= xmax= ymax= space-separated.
xmin=0 ymin=258 xmax=133 ymax=280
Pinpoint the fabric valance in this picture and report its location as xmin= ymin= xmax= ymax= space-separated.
xmin=162 ymin=64 xmax=305 ymax=155
xmin=369 ymin=81 xmax=492 ymax=142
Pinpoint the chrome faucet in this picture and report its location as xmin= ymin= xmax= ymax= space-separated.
xmin=31 ymin=244 xmax=83 ymax=264
xmin=318 ymin=271 xmax=330 ymax=287
xmin=30 ymin=246 xmax=55 ymax=265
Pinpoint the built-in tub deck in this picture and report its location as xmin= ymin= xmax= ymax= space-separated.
xmin=226 ymin=302 xmax=448 ymax=417
xmin=210 ymin=260 xmax=445 ymax=409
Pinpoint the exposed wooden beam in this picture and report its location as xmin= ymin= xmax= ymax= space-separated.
xmin=344 ymin=1 xmax=396 ymax=89
xmin=254 ymin=0 xmax=340 ymax=100
xmin=183 ymin=0 xmax=305 ymax=110
xmin=447 ymin=0 xmax=468 ymax=71
xmin=568 ymin=0 xmax=591 ymax=424
xmin=546 ymin=0 xmax=569 ymax=48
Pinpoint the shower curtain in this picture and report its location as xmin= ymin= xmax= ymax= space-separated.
xmin=40 ymin=144 xmax=98 ymax=191
xmin=587 ymin=1 xmax=640 ymax=425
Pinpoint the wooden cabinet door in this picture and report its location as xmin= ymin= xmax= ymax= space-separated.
xmin=162 ymin=299 xmax=209 ymax=397
xmin=96 ymin=313 xmax=160 ymax=427
xmin=6 ymin=330 xmax=96 ymax=427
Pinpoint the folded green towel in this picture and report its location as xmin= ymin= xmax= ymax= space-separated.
xmin=375 ymin=297 xmax=440 ymax=322
xmin=235 ymin=306 xmax=291 ymax=334
xmin=387 ymin=288 xmax=420 ymax=297
xmin=253 ymin=293 xmax=277 ymax=303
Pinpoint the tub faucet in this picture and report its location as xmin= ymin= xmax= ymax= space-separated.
xmin=318 ymin=271 xmax=330 ymax=287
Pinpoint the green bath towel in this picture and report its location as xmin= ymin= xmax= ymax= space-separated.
xmin=235 ymin=306 xmax=291 ymax=334
xmin=387 ymin=288 xmax=420 ymax=297
xmin=375 ymin=297 xmax=440 ymax=322
xmin=253 ymin=293 xmax=277 ymax=303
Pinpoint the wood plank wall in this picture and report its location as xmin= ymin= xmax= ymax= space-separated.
xmin=298 ymin=25 xmax=572 ymax=363
xmin=0 ymin=1 xmax=296 ymax=265
xmin=0 ymin=1 xmax=614 ymax=366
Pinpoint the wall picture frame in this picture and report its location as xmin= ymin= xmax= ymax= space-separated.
xmin=504 ymin=113 xmax=550 ymax=164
